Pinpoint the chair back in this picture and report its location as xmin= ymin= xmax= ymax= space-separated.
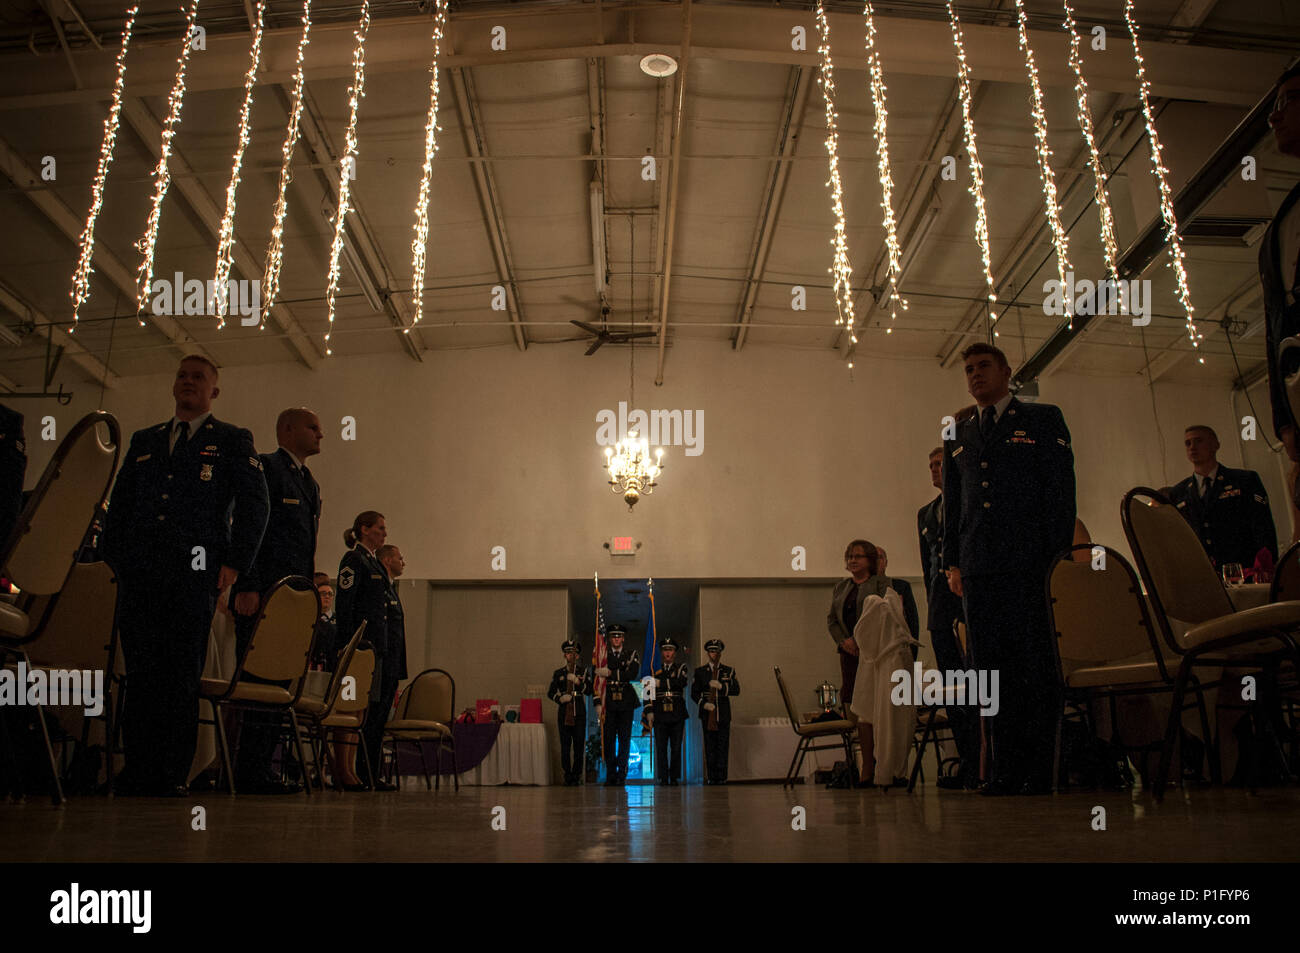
xmin=773 ymin=666 xmax=802 ymax=730
xmin=397 ymin=668 xmax=455 ymax=725
xmin=335 ymin=647 xmax=375 ymax=715
xmin=1048 ymin=544 xmax=1169 ymax=681
xmin=1271 ymin=540 xmax=1300 ymax=603
xmin=239 ymin=576 xmax=318 ymax=684
xmin=313 ymin=620 xmax=367 ymax=718
xmin=24 ymin=561 xmax=117 ymax=672
xmin=2 ymin=412 xmax=120 ymax=596
xmin=1121 ymin=487 xmax=1234 ymax=650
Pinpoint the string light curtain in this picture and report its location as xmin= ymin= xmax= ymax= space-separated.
xmin=132 ymin=0 xmax=201 ymax=323
xmin=1123 ymin=0 xmax=1202 ymax=358
xmin=861 ymin=1 xmax=907 ymax=337
xmin=212 ymin=0 xmax=265 ymax=328
xmin=945 ymin=0 xmax=999 ymax=336
xmin=409 ymin=0 xmax=450 ymax=332
xmin=1013 ymin=0 xmax=1072 ymax=325
xmin=261 ymin=0 xmax=312 ymax=326
xmin=324 ymin=0 xmax=371 ymax=355
xmin=813 ymin=1 xmax=857 ymax=336
xmin=70 ymin=4 xmax=138 ymax=330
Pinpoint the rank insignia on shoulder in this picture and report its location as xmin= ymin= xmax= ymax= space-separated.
xmin=1056 ymin=438 xmax=1068 ymax=446
xmin=1254 ymin=494 xmax=1266 ymax=504
xmin=248 ymin=456 xmax=261 ymax=469
xmin=339 ymin=567 xmax=355 ymax=590
xmin=200 ymin=464 xmax=214 ymax=481
xmin=136 ymin=453 xmax=152 ymax=462
xmin=14 ymin=440 xmax=23 ymax=453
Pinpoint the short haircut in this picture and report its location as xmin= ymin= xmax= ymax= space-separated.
xmin=179 ymin=354 xmax=219 ymax=380
xmin=843 ymin=539 xmax=880 ymax=575
xmin=1185 ymin=424 xmax=1219 ymax=442
xmin=376 ymin=544 xmax=399 ymax=561
xmin=959 ymin=341 xmax=1010 ymax=370
xmin=276 ymin=407 xmax=315 ymax=433
xmin=929 ymin=446 xmax=944 ymax=459
xmin=313 ymin=572 xmax=332 ymax=588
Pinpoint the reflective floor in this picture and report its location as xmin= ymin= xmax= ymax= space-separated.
xmin=2 ymin=782 xmax=1296 ymax=862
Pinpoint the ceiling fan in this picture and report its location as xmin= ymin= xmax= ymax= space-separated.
xmin=569 ymin=305 xmax=657 ymax=356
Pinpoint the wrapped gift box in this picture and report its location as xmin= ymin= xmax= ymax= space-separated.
xmin=475 ymin=699 xmax=499 ymax=722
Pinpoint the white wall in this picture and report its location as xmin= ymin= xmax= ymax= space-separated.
xmin=30 ymin=340 xmax=1260 ymax=579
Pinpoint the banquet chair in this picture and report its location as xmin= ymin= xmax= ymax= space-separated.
xmin=907 ymin=702 xmax=958 ymax=793
xmin=0 ymin=411 xmax=120 ymax=805
xmin=1047 ymin=543 xmax=1213 ymax=792
xmin=292 ymin=620 xmax=367 ymax=791
xmin=1270 ymin=541 xmax=1300 ymax=603
xmin=317 ymin=646 xmax=378 ymax=791
xmin=383 ymin=668 xmax=458 ymax=791
xmin=1121 ymin=487 xmax=1300 ymax=799
xmin=774 ymin=666 xmax=857 ymax=788
xmin=197 ymin=576 xmax=319 ymax=796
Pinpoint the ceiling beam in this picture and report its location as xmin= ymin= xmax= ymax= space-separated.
xmin=587 ymin=56 xmax=610 ymax=309
xmin=732 ymin=64 xmax=811 ymax=351
xmin=0 ymin=133 xmax=214 ymax=362
xmin=119 ymin=97 xmax=321 ymax=369
xmin=0 ymin=277 xmax=117 ymax=389
xmin=292 ymin=85 xmax=423 ymax=361
xmin=652 ymin=0 xmax=692 ymax=386
xmin=448 ymin=66 xmax=527 ymax=351
xmin=0 ymin=5 xmax=1281 ymax=113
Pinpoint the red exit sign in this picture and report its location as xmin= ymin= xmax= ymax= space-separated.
xmin=609 ymin=536 xmax=637 ymax=555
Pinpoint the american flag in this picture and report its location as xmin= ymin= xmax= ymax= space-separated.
xmin=592 ymin=574 xmax=608 ymax=705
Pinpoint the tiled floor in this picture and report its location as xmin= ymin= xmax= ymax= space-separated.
xmin=3 ymin=781 xmax=1296 ymax=862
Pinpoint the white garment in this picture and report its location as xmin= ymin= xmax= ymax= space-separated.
xmin=849 ymin=589 xmax=921 ymax=785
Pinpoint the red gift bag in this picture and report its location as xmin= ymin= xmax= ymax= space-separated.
xmin=476 ymin=699 xmax=499 ymax=722
xmin=520 ymin=698 xmax=542 ymax=724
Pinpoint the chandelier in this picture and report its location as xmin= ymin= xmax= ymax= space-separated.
xmin=602 ymin=213 xmax=664 ymax=510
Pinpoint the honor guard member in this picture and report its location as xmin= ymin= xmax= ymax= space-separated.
xmin=548 ymin=640 xmax=594 ymax=785
xmin=102 ymin=355 xmax=269 ymax=796
xmin=691 ymin=639 xmax=740 ymax=784
xmin=0 ymin=402 xmax=26 ymax=549
xmin=1167 ymin=425 xmax=1278 ymax=571
xmin=229 ymin=408 xmax=323 ymax=794
xmin=917 ymin=446 xmax=979 ymax=789
xmin=943 ymin=343 xmax=1076 ymax=796
xmin=332 ymin=512 xmax=393 ymax=791
xmin=650 ymin=638 xmax=689 ymax=785
xmin=374 ymin=543 xmax=409 ymax=781
xmin=595 ymin=624 xmax=640 ymax=786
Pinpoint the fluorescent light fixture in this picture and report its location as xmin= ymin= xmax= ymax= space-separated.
xmin=639 ymin=53 xmax=677 ymax=78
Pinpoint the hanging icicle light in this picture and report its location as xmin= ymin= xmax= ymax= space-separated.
xmin=1123 ymin=0 xmax=1202 ymax=358
xmin=1062 ymin=0 xmax=1123 ymax=314
xmin=324 ymin=0 xmax=371 ymax=356
xmin=860 ymin=1 xmax=907 ymax=338
xmin=213 ymin=0 xmax=264 ymax=329
xmin=261 ymin=0 xmax=312 ymax=327
xmin=813 ymin=1 xmax=856 ymax=335
xmin=408 ymin=0 xmax=450 ymax=333
xmin=1014 ymin=0 xmax=1072 ymax=327
xmin=945 ymin=0 xmax=999 ymax=335
xmin=133 ymin=0 xmax=201 ymax=324
xmin=70 ymin=4 xmax=138 ymax=331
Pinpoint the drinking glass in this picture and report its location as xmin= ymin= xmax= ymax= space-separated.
xmin=1221 ymin=563 xmax=1245 ymax=587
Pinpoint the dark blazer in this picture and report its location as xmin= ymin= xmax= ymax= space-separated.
xmin=889 ymin=577 xmax=920 ymax=641
xmin=827 ymin=575 xmax=891 ymax=646
xmin=232 ymin=448 xmax=319 ymax=596
xmin=941 ymin=398 xmax=1076 ymax=578
xmin=548 ymin=663 xmax=594 ymax=723
xmin=1262 ymin=181 xmax=1300 ymax=439
xmin=648 ymin=661 xmax=690 ymax=723
xmin=0 ymin=404 xmax=25 ymax=550
xmin=1167 ymin=467 xmax=1277 ymax=569
xmin=918 ymin=494 xmax=963 ymax=631
xmin=334 ymin=544 xmax=389 ymax=658
xmin=312 ymin=613 xmax=338 ymax=669
xmin=601 ymin=648 xmax=641 ymax=712
xmin=383 ymin=571 xmax=409 ymax=681
xmin=691 ymin=663 xmax=740 ymax=725
xmin=102 ymin=415 xmax=269 ymax=575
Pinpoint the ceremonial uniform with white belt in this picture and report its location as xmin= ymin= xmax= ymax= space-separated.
xmin=1166 ymin=466 xmax=1277 ymax=570
xmin=102 ymin=413 xmax=269 ymax=794
xmin=649 ymin=639 xmax=689 ymax=785
xmin=691 ymin=639 xmax=740 ymax=784
xmin=599 ymin=625 xmax=640 ymax=786
xmin=548 ymin=639 xmax=594 ymax=785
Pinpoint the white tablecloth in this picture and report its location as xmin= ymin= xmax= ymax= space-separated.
xmin=458 ymin=722 xmax=552 ymax=786
xmin=728 ymin=723 xmax=845 ymax=782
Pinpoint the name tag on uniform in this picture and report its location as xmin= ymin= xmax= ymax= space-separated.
xmin=951 ymin=446 xmax=964 ymax=458
xmin=283 ymin=498 xmax=300 ymax=505
xmin=370 ymin=573 xmax=382 ymax=580
xmin=135 ymin=453 xmax=152 ymax=462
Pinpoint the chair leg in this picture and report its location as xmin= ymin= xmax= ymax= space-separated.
xmin=210 ymin=699 xmax=235 ymax=796
xmin=1155 ymin=657 xmax=1194 ymax=801
xmin=32 ymin=699 xmax=65 ymax=806
xmin=783 ymin=737 xmax=803 ymax=788
xmin=450 ymin=739 xmax=459 ymax=792
xmin=357 ymin=731 xmax=375 ymax=791
xmin=288 ymin=711 xmax=312 ymax=797
xmin=416 ymin=740 xmax=432 ymax=791
xmin=1190 ymin=680 xmax=1219 ymax=785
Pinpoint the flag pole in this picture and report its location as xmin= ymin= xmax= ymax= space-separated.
xmin=594 ymin=571 xmax=605 ymax=767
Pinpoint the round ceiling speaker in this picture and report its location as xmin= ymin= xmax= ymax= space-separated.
xmin=639 ymin=53 xmax=678 ymax=78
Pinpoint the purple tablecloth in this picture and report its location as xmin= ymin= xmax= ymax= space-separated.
xmin=394 ymin=721 xmax=500 ymax=776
